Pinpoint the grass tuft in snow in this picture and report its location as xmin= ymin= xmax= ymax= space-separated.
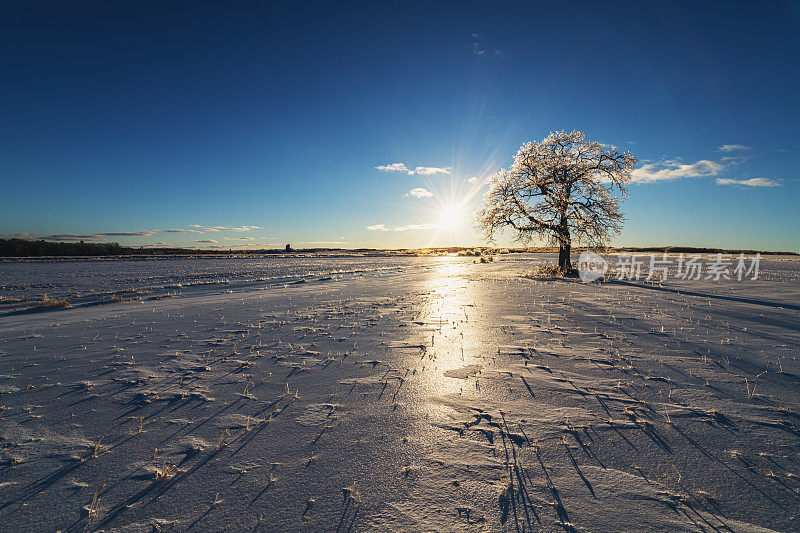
xmin=38 ymin=294 xmax=71 ymax=308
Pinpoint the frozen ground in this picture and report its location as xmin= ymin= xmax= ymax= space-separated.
xmin=1 ymin=254 xmax=799 ymax=532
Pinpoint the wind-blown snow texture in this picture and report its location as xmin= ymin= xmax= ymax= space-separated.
xmin=1 ymin=254 xmax=798 ymax=531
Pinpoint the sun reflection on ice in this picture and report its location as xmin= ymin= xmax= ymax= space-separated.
xmin=413 ymin=256 xmax=483 ymax=398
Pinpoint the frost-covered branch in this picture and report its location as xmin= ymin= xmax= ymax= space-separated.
xmin=476 ymin=130 xmax=637 ymax=272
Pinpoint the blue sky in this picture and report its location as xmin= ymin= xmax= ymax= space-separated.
xmin=1 ymin=1 xmax=798 ymax=251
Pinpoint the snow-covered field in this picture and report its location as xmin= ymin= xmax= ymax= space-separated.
xmin=1 ymin=254 xmax=799 ymax=531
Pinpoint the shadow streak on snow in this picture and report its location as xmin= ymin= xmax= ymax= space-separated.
xmin=606 ymin=280 xmax=800 ymax=312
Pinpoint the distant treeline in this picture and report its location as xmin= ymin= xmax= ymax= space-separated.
xmin=0 ymin=238 xmax=796 ymax=257
xmin=607 ymin=246 xmax=798 ymax=256
xmin=0 ymin=238 xmax=125 ymax=257
xmin=0 ymin=239 xmax=383 ymax=257
xmin=511 ymin=246 xmax=797 ymax=256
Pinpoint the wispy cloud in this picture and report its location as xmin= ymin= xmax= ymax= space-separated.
xmin=633 ymin=152 xmax=778 ymax=188
xmin=472 ymin=34 xmax=501 ymax=56
xmin=191 ymin=225 xmax=262 ymax=232
xmin=11 ymin=227 xmax=264 ymax=243
xmin=717 ymin=144 xmax=751 ymax=152
xmin=98 ymin=230 xmax=158 ymax=237
xmin=195 ymin=239 xmax=219 ymax=244
xmin=410 ymin=166 xmax=450 ymax=175
xmin=301 ymin=241 xmax=348 ymax=245
xmin=45 ymin=230 xmax=159 ymax=240
xmin=375 ymin=163 xmax=450 ymax=176
xmin=405 ymin=187 xmax=433 ymax=198
xmin=9 ymin=232 xmax=105 ymax=242
xmin=631 ymin=159 xmax=723 ymax=183
xmin=716 ymin=177 xmax=780 ymax=187
xmin=467 ymin=177 xmax=480 ymax=184
xmin=46 ymin=234 xmax=106 ymax=242
xmin=366 ymin=223 xmax=445 ymax=232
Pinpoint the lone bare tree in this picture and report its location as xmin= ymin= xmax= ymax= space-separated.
xmin=477 ymin=130 xmax=637 ymax=273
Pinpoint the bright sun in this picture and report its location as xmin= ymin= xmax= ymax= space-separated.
xmin=439 ymin=205 xmax=463 ymax=229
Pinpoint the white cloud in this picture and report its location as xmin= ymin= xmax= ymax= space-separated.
xmin=717 ymin=144 xmax=751 ymax=152
xmin=375 ymin=163 xmax=450 ymax=176
xmin=366 ymin=223 xmax=445 ymax=232
xmin=716 ymin=177 xmax=780 ymax=187
xmin=632 ymin=152 xmax=778 ymax=189
xmin=631 ymin=159 xmax=723 ymax=183
xmin=196 ymin=239 xmax=219 ymax=244
xmin=166 ymin=228 xmax=203 ymax=233
xmin=301 ymin=241 xmax=348 ymax=245
xmin=410 ymin=166 xmax=450 ymax=175
xmin=375 ymin=163 xmax=410 ymax=173
xmin=405 ymin=187 xmax=434 ymax=198
xmin=467 ymin=177 xmax=480 ymax=184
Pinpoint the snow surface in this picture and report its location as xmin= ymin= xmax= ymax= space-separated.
xmin=0 ymin=254 xmax=799 ymax=531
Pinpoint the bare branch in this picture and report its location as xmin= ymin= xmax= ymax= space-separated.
xmin=476 ymin=130 xmax=637 ymax=253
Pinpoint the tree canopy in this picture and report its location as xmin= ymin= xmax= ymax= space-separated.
xmin=477 ymin=130 xmax=637 ymax=272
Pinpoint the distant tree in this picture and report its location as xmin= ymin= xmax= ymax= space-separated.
xmin=477 ymin=131 xmax=637 ymax=273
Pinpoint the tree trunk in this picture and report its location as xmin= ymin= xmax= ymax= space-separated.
xmin=557 ymin=213 xmax=572 ymax=274
xmin=558 ymin=241 xmax=571 ymax=273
